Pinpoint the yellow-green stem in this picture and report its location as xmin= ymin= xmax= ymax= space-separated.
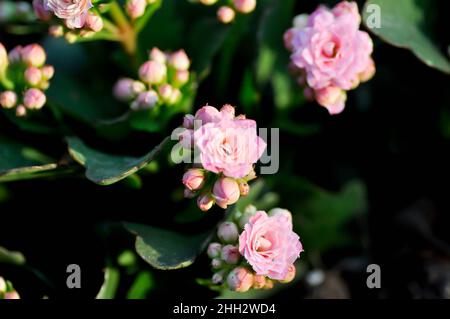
xmin=109 ymin=1 xmax=137 ymax=56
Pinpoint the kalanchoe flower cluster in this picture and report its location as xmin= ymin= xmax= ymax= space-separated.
xmin=180 ymin=105 xmax=266 ymax=211
xmin=114 ymin=48 xmax=191 ymax=111
xmin=0 ymin=277 xmax=20 ymax=299
xmin=192 ymin=0 xmax=257 ymax=24
xmin=284 ymin=1 xmax=375 ymax=115
xmin=33 ymin=0 xmax=103 ymax=42
xmin=206 ymin=206 xmax=303 ymax=292
xmin=0 ymin=43 xmax=53 ymax=117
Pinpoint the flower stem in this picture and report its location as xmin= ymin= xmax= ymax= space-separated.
xmin=109 ymin=1 xmax=137 ymax=56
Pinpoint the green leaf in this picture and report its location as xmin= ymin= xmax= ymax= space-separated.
xmin=96 ymin=267 xmax=120 ymax=299
xmin=0 ymin=246 xmax=26 ymax=265
xmin=124 ymin=222 xmax=212 ymax=270
xmin=126 ymin=271 xmax=154 ymax=299
xmin=363 ymin=0 xmax=450 ymax=74
xmin=67 ymin=136 xmax=169 ymax=185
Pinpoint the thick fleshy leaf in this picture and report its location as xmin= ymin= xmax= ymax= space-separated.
xmin=0 ymin=246 xmax=26 ymax=265
xmin=96 ymin=267 xmax=120 ymax=299
xmin=124 ymin=222 xmax=212 ymax=270
xmin=67 ymin=136 xmax=170 ymax=185
xmin=363 ymin=0 xmax=450 ymax=74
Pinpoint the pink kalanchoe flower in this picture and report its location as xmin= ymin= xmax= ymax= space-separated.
xmin=126 ymin=0 xmax=147 ymax=19
xmin=212 ymin=177 xmax=240 ymax=209
xmin=0 ymin=91 xmax=17 ymax=109
xmin=169 ymin=50 xmax=190 ymax=71
xmin=139 ymin=60 xmax=167 ymax=85
xmin=149 ymin=47 xmax=166 ymax=64
xmin=315 ymin=86 xmax=347 ymax=115
xmin=45 ymin=0 xmax=93 ymax=29
xmin=24 ymin=67 xmax=43 ymax=86
xmin=239 ymin=210 xmax=303 ymax=280
xmin=23 ymin=88 xmax=46 ymax=110
xmin=21 ymin=44 xmax=46 ymax=67
xmin=41 ymin=65 xmax=55 ymax=80
xmin=197 ymin=193 xmax=215 ymax=212
xmin=113 ymin=78 xmax=145 ymax=102
xmin=217 ymin=222 xmax=239 ymax=243
xmin=193 ymin=109 xmax=267 ymax=179
xmin=233 ymin=0 xmax=256 ymax=14
xmin=227 ymin=267 xmax=254 ymax=292
xmin=217 ymin=6 xmax=235 ymax=24
xmin=182 ymin=168 xmax=205 ymax=191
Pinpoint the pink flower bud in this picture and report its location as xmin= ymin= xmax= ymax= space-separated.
xmin=213 ymin=177 xmax=240 ymax=209
xmin=182 ymin=114 xmax=195 ymax=129
xmin=8 ymin=46 xmax=23 ymax=64
xmin=315 ymin=86 xmax=347 ymax=115
xmin=33 ymin=0 xmax=51 ymax=21
xmin=179 ymin=129 xmax=194 ymax=149
xmin=359 ymin=58 xmax=376 ymax=83
xmin=131 ymin=90 xmax=159 ymax=111
xmin=126 ymin=0 xmax=147 ymax=19
xmin=49 ymin=25 xmax=64 ymax=37
xmin=207 ymin=242 xmax=222 ymax=259
xmin=85 ymin=13 xmax=103 ymax=32
xmin=220 ymin=104 xmax=235 ymax=119
xmin=183 ymin=188 xmax=196 ymax=199
xmin=0 ymin=43 xmax=8 ymax=71
xmin=217 ymin=6 xmax=235 ymax=24
xmin=182 ymin=168 xmax=205 ymax=191
xmin=114 ymin=78 xmax=145 ymax=101
xmin=221 ymin=244 xmax=240 ymax=264
xmin=212 ymin=271 xmax=225 ymax=285
xmin=253 ymin=275 xmax=266 ymax=289
xmin=194 ymin=105 xmax=221 ymax=125
xmin=158 ymin=84 xmax=173 ymax=101
xmin=233 ymin=0 xmax=256 ymax=14
xmin=200 ymin=0 xmax=218 ymax=5
xmin=16 ymin=104 xmax=27 ymax=117
xmin=217 ymin=222 xmax=239 ymax=244
xmin=174 ymin=70 xmax=189 ymax=87
xmin=21 ymin=44 xmax=46 ymax=67
xmin=169 ymin=50 xmax=190 ymax=71
xmin=197 ymin=193 xmax=214 ymax=212
xmin=280 ymin=264 xmax=296 ymax=283
xmin=41 ymin=65 xmax=55 ymax=80
xmin=0 ymin=91 xmax=17 ymax=109
xmin=167 ymin=88 xmax=181 ymax=105
xmin=139 ymin=60 xmax=167 ymax=84
xmin=227 ymin=267 xmax=254 ymax=292
xmin=149 ymin=47 xmax=166 ymax=64
xmin=283 ymin=28 xmax=295 ymax=51
xmin=211 ymin=258 xmax=223 ymax=269
xmin=238 ymin=181 xmax=249 ymax=196
xmin=23 ymin=88 xmax=46 ymax=110
xmin=24 ymin=66 xmax=42 ymax=86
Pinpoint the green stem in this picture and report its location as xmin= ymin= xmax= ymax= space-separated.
xmin=0 ymin=73 xmax=14 ymax=90
xmin=109 ymin=1 xmax=137 ymax=56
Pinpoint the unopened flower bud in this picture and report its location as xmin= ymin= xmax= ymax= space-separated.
xmin=131 ymin=90 xmax=159 ymax=110
xmin=195 ymin=105 xmax=221 ymax=125
xmin=174 ymin=70 xmax=189 ymax=87
xmin=268 ymin=208 xmax=292 ymax=223
xmin=8 ymin=46 xmax=22 ymax=64
xmin=49 ymin=25 xmax=64 ymax=37
xmin=233 ymin=0 xmax=256 ymax=14
xmin=126 ymin=0 xmax=147 ymax=19
xmin=211 ymin=258 xmax=223 ymax=269
xmin=16 ymin=104 xmax=27 ymax=117
xmin=33 ymin=0 xmax=51 ymax=21
xmin=212 ymin=271 xmax=225 ymax=285
xmin=179 ymin=129 xmax=194 ymax=149
xmin=227 ymin=267 xmax=254 ymax=292
xmin=0 ymin=91 xmax=17 ymax=109
xmin=182 ymin=168 xmax=205 ymax=191
xmin=0 ymin=43 xmax=7 ymax=72
xmin=21 ymin=44 xmax=46 ymax=67
xmin=149 ymin=47 xmax=166 ymax=64
xmin=184 ymin=188 xmax=196 ymax=199
xmin=24 ymin=66 xmax=42 ymax=86
xmin=238 ymin=181 xmax=249 ymax=196
xmin=264 ymin=279 xmax=274 ymax=289
xmin=114 ymin=78 xmax=144 ymax=101
xmin=238 ymin=205 xmax=257 ymax=229
xmin=41 ymin=65 xmax=54 ymax=80
xmin=158 ymin=84 xmax=173 ymax=101
xmin=197 ymin=193 xmax=214 ymax=212
xmin=169 ymin=50 xmax=190 ymax=71
xmin=359 ymin=58 xmax=376 ymax=83
xmin=200 ymin=0 xmax=218 ymax=5
xmin=253 ymin=275 xmax=266 ymax=289
xmin=280 ymin=264 xmax=296 ymax=283
xmin=213 ymin=177 xmax=240 ymax=209
xmin=85 ymin=13 xmax=103 ymax=32
xmin=207 ymin=242 xmax=222 ymax=259
xmin=23 ymin=88 xmax=46 ymax=110
xmin=217 ymin=6 xmax=235 ymax=24
xmin=182 ymin=114 xmax=195 ymax=129
xmin=221 ymin=245 xmax=240 ymax=264
xmin=139 ymin=60 xmax=167 ymax=84
xmin=167 ymin=88 xmax=181 ymax=105
xmin=217 ymin=222 xmax=239 ymax=244
xmin=219 ymin=104 xmax=235 ymax=119
xmin=315 ymin=86 xmax=347 ymax=115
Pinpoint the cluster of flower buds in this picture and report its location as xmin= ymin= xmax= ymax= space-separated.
xmin=0 ymin=1 xmax=35 ymax=24
xmin=125 ymin=0 xmax=158 ymax=20
xmin=284 ymin=1 xmax=375 ymax=115
xmin=0 ymin=277 xmax=20 ymax=299
xmin=179 ymin=104 xmax=266 ymax=212
xmin=206 ymin=206 xmax=303 ymax=292
xmin=33 ymin=0 xmax=104 ymax=42
xmin=114 ymin=47 xmax=191 ymax=111
xmin=0 ymin=43 xmax=53 ymax=117
xmin=193 ymin=0 xmax=257 ymax=24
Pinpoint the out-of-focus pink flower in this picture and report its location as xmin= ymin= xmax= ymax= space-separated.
xmin=24 ymin=67 xmax=42 ymax=86
xmin=41 ymin=65 xmax=55 ymax=80
xmin=126 ymin=0 xmax=147 ymax=19
xmin=169 ymin=50 xmax=190 ymax=71
xmin=174 ymin=70 xmax=189 ymax=87
xmin=8 ymin=46 xmax=22 ymax=64
xmin=21 ymin=44 xmax=46 ymax=67
xmin=227 ymin=267 xmax=254 ymax=292
xmin=49 ymin=25 xmax=64 ymax=37
xmin=182 ymin=168 xmax=205 ymax=191
xmin=23 ymin=88 xmax=46 ymax=110
xmin=239 ymin=210 xmax=303 ymax=280
xmin=221 ymin=245 xmax=240 ymax=264
xmin=253 ymin=275 xmax=266 ymax=289
xmin=139 ymin=60 xmax=167 ymax=85
xmin=197 ymin=193 xmax=214 ymax=212
xmin=315 ymin=86 xmax=347 ymax=115
xmin=33 ymin=0 xmax=51 ymax=21
xmin=217 ymin=6 xmax=235 ymax=24
xmin=131 ymin=90 xmax=159 ymax=110
xmin=207 ymin=242 xmax=222 ymax=258
xmin=45 ymin=0 xmax=93 ymax=29
xmin=16 ymin=105 xmax=27 ymax=117
xmin=0 ymin=91 xmax=17 ymax=109
xmin=193 ymin=110 xmax=267 ymax=179
xmin=212 ymin=177 xmax=240 ymax=209
xmin=182 ymin=114 xmax=195 ymax=129
xmin=149 ymin=47 xmax=166 ymax=64
xmin=85 ymin=12 xmax=103 ymax=32
xmin=113 ymin=78 xmax=145 ymax=102
xmin=217 ymin=222 xmax=239 ymax=243
xmin=233 ymin=0 xmax=256 ymax=14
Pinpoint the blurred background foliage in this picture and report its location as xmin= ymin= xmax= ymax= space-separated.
xmin=0 ymin=0 xmax=450 ymax=299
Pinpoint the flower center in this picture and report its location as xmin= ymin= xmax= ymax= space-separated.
xmin=322 ymin=41 xmax=338 ymax=58
xmin=257 ymin=236 xmax=272 ymax=252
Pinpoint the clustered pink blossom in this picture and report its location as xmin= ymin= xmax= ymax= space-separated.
xmin=0 ymin=43 xmax=53 ymax=117
xmin=284 ymin=1 xmax=375 ymax=115
xmin=43 ymin=0 xmax=93 ymax=29
xmin=180 ymin=105 xmax=266 ymax=211
xmin=205 ymin=206 xmax=302 ymax=292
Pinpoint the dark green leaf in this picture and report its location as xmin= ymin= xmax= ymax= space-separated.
xmin=96 ymin=267 xmax=120 ymax=299
xmin=0 ymin=246 xmax=26 ymax=265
